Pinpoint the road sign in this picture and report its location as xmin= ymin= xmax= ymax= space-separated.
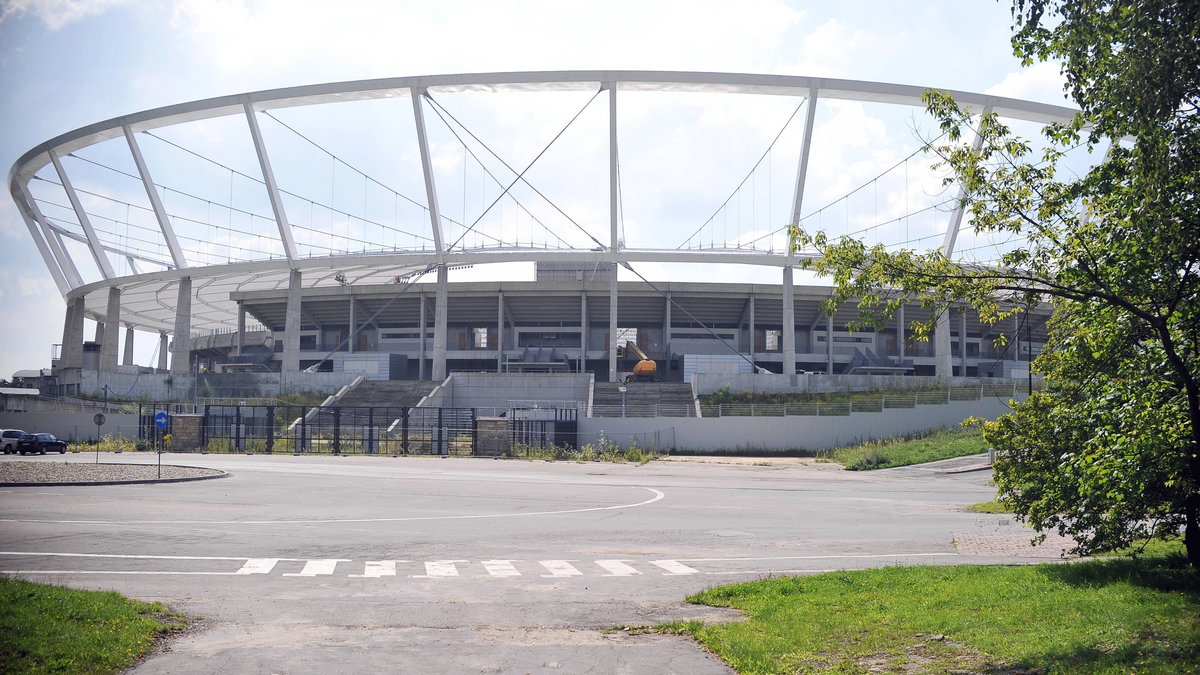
xmin=93 ymin=413 xmax=106 ymax=426
xmin=155 ymin=411 xmax=169 ymax=429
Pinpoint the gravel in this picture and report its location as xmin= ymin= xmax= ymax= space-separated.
xmin=0 ymin=461 xmax=224 ymax=484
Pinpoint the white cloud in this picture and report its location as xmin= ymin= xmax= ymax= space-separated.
xmin=985 ymin=61 xmax=1069 ymax=105
xmin=0 ymin=0 xmax=133 ymax=29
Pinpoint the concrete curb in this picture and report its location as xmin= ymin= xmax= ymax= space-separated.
xmin=0 ymin=465 xmax=230 ymax=487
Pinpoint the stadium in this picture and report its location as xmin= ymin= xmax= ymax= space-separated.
xmin=5 ymin=71 xmax=1075 ymax=450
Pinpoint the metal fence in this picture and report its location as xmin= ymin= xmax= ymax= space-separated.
xmin=698 ymin=382 xmax=1032 ymax=418
xmin=136 ymin=404 xmax=577 ymax=455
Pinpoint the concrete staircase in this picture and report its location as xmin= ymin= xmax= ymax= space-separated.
xmin=591 ymin=382 xmax=696 ymax=418
xmin=335 ymin=380 xmax=440 ymax=408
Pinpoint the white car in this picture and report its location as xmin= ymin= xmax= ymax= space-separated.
xmin=1 ymin=428 xmax=27 ymax=454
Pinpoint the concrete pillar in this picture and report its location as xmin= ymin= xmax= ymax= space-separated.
xmin=158 ymin=331 xmax=168 ymax=371
xmin=608 ymin=273 xmax=618 ymax=382
xmin=935 ymin=311 xmax=953 ymax=378
xmin=897 ymin=304 xmax=906 ymax=358
xmin=283 ymin=270 xmax=301 ymax=373
xmin=782 ymin=267 xmax=796 ymax=376
xmin=748 ymin=294 xmax=755 ymax=358
xmin=94 ymin=321 xmax=105 ymax=343
xmin=419 ymin=294 xmax=427 ymax=380
xmin=348 ymin=296 xmax=357 ymax=354
xmin=171 ymin=277 xmax=192 ymax=374
xmin=100 ymin=287 xmax=121 ymax=372
xmin=432 ymin=264 xmax=448 ymax=381
xmin=580 ymin=293 xmax=588 ymax=375
xmin=826 ymin=314 xmax=834 ymax=375
xmin=60 ymin=297 xmax=85 ymax=370
xmin=235 ymin=303 xmax=246 ymax=357
xmin=123 ymin=324 xmax=135 ymax=366
xmin=496 ymin=291 xmax=504 ymax=373
xmin=960 ymin=309 xmax=968 ymax=377
xmin=662 ymin=293 xmax=671 ymax=377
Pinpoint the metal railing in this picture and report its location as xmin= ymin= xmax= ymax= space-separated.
xmin=698 ymin=382 xmax=1034 ymax=418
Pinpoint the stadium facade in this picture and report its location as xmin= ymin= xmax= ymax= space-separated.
xmin=8 ymin=72 xmax=1070 ymax=397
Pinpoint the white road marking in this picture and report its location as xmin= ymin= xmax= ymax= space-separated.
xmin=283 ymin=559 xmax=348 ymax=577
xmin=0 ymin=487 xmax=666 ymax=525
xmin=349 ymin=560 xmax=407 ymax=578
xmin=414 ymin=559 xmax=467 ymax=578
xmin=648 ymin=560 xmax=700 ymax=575
xmin=539 ymin=560 xmax=583 ymax=577
xmin=481 ymin=560 xmax=522 ymax=577
xmin=236 ymin=558 xmax=280 ymax=574
xmin=595 ymin=559 xmax=642 ymax=576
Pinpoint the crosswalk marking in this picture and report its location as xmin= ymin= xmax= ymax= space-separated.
xmin=415 ymin=559 xmax=467 ymax=578
xmin=648 ymin=560 xmax=700 ymax=575
xmin=538 ymin=560 xmax=583 ymax=577
xmin=595 ymin=559 xmax=642 ymax=576
xmin=235 ymin=558 xmax=279 ymax=575
xmin=481 ymin=560 xmax=521 ymax=577
xmin=349 ymin=560 xmax=409 ymax=578
xmin=283 ymin=559 xmax=349 ymax=577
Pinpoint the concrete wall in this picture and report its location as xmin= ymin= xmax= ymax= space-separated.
xmin=437 ymin=373 xmax=592 ymax=410
xmin=0 ymin=410 xmax=141 ymax=443
xmin=692 ymin=373 xmax=1015 ymax=396
xmin=578 ymin=397 xmax=1016 ymax=453
xmin=80 ymin=371 xmax=358 ymax=400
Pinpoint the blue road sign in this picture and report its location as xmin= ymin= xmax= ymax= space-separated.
xmin=155 ymin=411 xmax=169 ymax=429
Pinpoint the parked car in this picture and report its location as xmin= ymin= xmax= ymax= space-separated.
xmin=17 ymin=433 xmax=67 ymax=455
xmin=1 ymin=429 xmax=26 ymax=454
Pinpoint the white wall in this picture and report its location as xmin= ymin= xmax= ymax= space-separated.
xmin=579 ymin=397 xmax=1016 ymax=453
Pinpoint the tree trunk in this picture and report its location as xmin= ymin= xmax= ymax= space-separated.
xmin=1188 ymin=493 xmax=1200 ymax=568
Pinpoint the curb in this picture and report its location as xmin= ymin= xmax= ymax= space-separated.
xmin=943 ymin=463 xmax=993 ymax=474
xmin=0 ymin=465 xmax=230 ymax=487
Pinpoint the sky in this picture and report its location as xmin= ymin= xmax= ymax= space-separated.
xmin=0 ymin=0 xmax=1073 ymax=380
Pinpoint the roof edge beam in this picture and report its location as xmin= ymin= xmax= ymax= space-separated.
xmin=244 ymin=103 xmax=299 ymax=263
xmin=123 ymin=126 xmax=188 ymax=269
xmin=49 ymin=149 xmax=115 ymax=279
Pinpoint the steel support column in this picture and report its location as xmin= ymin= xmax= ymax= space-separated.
xmin=124 ymin=126 xmax=188 ymax=269
xmin=244 ymin=104 xmax=298 ymax=262
xmin=608 ymin=82 xmax=620 ymax=383
xmin=50 ymin=150 xmax=115 ymax=279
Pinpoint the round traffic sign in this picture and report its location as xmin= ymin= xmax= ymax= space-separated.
xmin=155 ymin=411 xmax=169 ymax=429
xmin=93 ymin=413 xmax=106 ymax=426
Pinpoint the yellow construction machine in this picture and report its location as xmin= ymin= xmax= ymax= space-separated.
xmin=622 ymin=341 xmax=660 ymax=383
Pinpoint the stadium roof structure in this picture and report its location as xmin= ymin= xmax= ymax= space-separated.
xmin=8 ymin=71 xmax=1081 ymax=337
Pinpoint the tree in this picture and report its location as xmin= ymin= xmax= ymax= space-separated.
xmin=793 ymin=0 xmax=1200 ymax=566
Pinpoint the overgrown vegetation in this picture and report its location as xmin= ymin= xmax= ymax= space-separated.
xmin=0 ymin=577 xmax=192 ymax=674
xmin=508 ymin=437 xmax=654 ymax=464
xmin=823 ymin=427 xmax=989 ymax=470
xmin=662 ymin=547 xmax=1197 ymax=674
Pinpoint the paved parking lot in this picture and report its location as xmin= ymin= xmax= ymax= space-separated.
xmin=0 ymin=452 xmax=1060 ymax=673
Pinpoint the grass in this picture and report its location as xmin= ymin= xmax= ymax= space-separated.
xmin=0 ymin=577 xmax=192 ymax=674
xmin=824 ymin=427 xmax=990 ymax=470
xmin=661 ymin=546 xmax=1198 ymax=674
xmin=966 ymin=499 xmax=1012 ymax=513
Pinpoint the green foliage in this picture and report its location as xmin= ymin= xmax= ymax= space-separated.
xmin=967 ymin=499 xmax=1013 ymax=514
xmin=826 ymin=427 xmax=989 ymax=470
xmin=673 ymin=555 xmax=1199 ymax=673
xmin=75 ymin=435 xmax=140 ymax=453
xmin=794 ymin=0 xmax=1200 ymax=565
xmin=0 ymin=577 xmax=191 ymax=674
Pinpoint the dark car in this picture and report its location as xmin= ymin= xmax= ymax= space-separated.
xmin=1 ymin=429 xmax=25 ymax=454
xmin=17 ymin=433 xmax=67 ymax=455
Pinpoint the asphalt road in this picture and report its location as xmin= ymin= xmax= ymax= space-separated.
xmin=0 ymin=452 xmax=1055 ymax=674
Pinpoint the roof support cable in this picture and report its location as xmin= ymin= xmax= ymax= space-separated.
xmin=302 ymin=264 xmax=438 ymax=372
xmin=424 ymin=89 xmax=610 ymax=252
xmin=617 ymin=260 xmax=765 ymax=374
xmin=422 ymin=102 xmax=569 ymax=250
xmin=677 ymin=97 xmax=807 ymax=250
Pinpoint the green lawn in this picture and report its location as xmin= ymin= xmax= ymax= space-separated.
xmin=826 ymin=427 xmax=990 ymax=470
xmin=662 ymin=549 xmax=1198 ymax=674
xmin=0 ymin=577 xmax=191 ymax=674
